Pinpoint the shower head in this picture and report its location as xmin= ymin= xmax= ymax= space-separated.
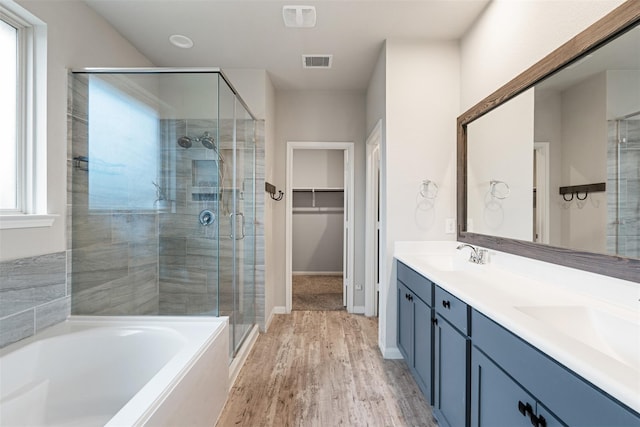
xmin=177 ymin=132 xmax=215 ymax=150
xmin=200 ymin=132 xmax=215 ymax=150
xmin=177 ymin=136 xmax=192 ymax=148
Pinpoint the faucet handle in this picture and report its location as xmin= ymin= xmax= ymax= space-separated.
xmin=477 ymin=249 xmax=488 ymax=264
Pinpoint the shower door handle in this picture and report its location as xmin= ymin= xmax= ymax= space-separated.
xmin=229 ymin=212 xmax=245 ymax=240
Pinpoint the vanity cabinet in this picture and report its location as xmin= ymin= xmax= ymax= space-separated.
xmin=471 ymin=347 xmax=564 ymax=427
xmin=433 ymin=286 xmax=470 ymax=427
xmin=396 ymin=259 xmax=639 ymax=426
xmin=472 ymin=310 xmax=640 ymax=427
xmin=397 ymin=262 xmax=434 ymax=402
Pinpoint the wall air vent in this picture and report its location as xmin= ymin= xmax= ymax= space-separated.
xmin=283 ymin=5 xmax=316 ymax=28
xmin=302 ymin=55 xmax=333 ymax=69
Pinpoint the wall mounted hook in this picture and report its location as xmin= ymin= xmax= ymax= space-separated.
xmin=265 ymin=182 xmax=284 ymax=201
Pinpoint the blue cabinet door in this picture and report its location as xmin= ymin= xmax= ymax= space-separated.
xmin=414 ymin=297 xmax=433 ymax=403
xmin=434 ymin=314 xmax=469 ymax=427
xmin=397 ymin=282 xmax=413 ymax=363
xmin=471 ymin=347 xmax=564 ymax=427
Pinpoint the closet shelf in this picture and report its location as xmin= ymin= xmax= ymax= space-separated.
xmin=293 ymin=207 xmax=344 ymax=214
xmin=292 ymin=187 xmax=344 ymax=209
xmin=292 ymin=187 xmax=344 ymax=192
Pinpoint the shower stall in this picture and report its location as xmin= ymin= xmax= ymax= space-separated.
xmin=67 ymin=69 xmax=257 ymax=357
xmin=608 ymin=112 xmax=640 ymax=258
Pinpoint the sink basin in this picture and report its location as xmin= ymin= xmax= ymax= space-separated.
xmin=515 ymin=305 xmax=640 ymax=369
xmin=422 ymin=255 xmax=458 ymax=271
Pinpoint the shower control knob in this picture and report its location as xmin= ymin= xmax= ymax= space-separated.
xmin=199 ymin=209 xmax=216 ymax=226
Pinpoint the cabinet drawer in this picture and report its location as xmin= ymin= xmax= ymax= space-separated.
xmin=435 ymin=286 xmax=469 ymax=335
xmin=397 ymin=261 xmax=433 ymax=306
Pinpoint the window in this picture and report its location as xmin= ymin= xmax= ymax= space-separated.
xmin=0 ymin=18 xmax=18 ymax=211
xmin=87 ymin=76 xmax=160 ymax=210
xmin=0 ymin=2 xmax=50 ymax=229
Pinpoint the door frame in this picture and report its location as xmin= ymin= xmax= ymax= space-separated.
xmin=365 ymin=120 xmax=381 ymax=317
xmin=285 ymin=141 xmax=355 ymax=313
xmin=534 ymin=142 xmax=550 ymax=244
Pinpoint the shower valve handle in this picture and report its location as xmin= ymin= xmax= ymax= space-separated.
xmin=199 ymin=209 xmax=216 ymax=226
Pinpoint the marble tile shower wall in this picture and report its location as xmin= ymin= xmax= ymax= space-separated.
xmin=607 ymin=119 xmax=640 ymax=257
xmin=158 ymin=118 xmax=265 ymax=323
xmin=68 ymin=74 xmax=159 ymax=315
xmin=158 ymin=118 xmax=221 ymax=315
xmin=0 ymin=252 xmax=69 ymax=348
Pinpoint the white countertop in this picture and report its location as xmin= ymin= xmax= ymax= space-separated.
xmin=394 ymin=241 xmax=640 ymax=414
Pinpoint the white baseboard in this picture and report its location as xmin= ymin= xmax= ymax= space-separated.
xmin=265 ymin=306 xmax=287 ymax=332
xmin=292 ymin=271 xmax=343 ymax=276
xmin=229 ymin=325 xmax=260 ymax=389
xmin=352 ymin=305 xmax=365 ymax=314
xmin=379 ymin=340 xmax=404 ymax=359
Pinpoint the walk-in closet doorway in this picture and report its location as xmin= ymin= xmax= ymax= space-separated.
xmin=285 ymin=142 xmax=355 ymax=313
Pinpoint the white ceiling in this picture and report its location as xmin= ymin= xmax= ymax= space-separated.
xmin=84 ymin=0 xmax=490 ymax=91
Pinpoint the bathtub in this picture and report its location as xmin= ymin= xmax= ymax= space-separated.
xmin=0 ymin=316 xmax=229 ymax=427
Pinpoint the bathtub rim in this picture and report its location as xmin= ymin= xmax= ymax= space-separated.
xmin=0 ymin=315 xmax=230 ymax=426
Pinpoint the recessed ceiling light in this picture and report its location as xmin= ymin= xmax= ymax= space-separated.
xmin=169 ymin=34 xmax=193 ymax=49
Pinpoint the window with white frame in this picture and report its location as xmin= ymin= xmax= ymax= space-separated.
xmin=0 ymin=17 xmax=18 ymax=211
xmin=0 ymin=2 xmax=50 ymax=229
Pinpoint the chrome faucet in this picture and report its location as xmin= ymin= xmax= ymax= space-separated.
xmin=456 ymin=244 xmax=488 ymax=264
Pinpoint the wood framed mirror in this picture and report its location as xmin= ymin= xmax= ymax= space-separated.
xmin=457 ymin=1 xmax=640 ymax=282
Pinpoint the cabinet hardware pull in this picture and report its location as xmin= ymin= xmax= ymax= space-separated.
xmin=432 ymin=318 xmax=438 ymax=326
xmin=442 ymin=300 xmax=451 ymax=309
xmin=409 ymin=295 xmax=413 ymax=302
xmin=517 ymin=401 xmax=533 ymax=417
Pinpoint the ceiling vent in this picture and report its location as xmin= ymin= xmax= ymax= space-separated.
xmin=302 ymin=54 xmax=332 ymax=69
xmin=283 ymin=5 xmax=316 ymax=28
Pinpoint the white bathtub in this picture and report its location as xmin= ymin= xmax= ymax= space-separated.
xmin=0 ymin=316 xmax=229 ymax=427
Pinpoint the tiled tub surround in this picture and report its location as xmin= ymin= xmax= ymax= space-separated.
xmin=0 ymin=316 xmax=229 ymax=426
xmin=0 ymin=252 xmax=70 ymax=348
xmin=394 ymin=241 xmax=640 ymax=415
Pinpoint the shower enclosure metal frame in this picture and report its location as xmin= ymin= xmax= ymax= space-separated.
xmin=67 ymin=68 xmax=257 ymax=358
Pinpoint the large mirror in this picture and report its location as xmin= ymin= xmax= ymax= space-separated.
xmin=457 ymin=1 xmax=640 ymax=282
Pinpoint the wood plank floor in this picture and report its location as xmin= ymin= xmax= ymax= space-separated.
xmin=216 ymin=311 xmax=436 ymax=427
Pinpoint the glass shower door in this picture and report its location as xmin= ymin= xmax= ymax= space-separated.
xmin=218 ymin=78 xmax=256 ymax=356
xmin=231 ymin=99 xmax=256 ymax=354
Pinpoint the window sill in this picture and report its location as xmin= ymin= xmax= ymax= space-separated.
xmin=0 ymin=214 xmax=58 ymax=230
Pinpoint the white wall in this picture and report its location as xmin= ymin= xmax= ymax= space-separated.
xmin=607 ymin=70 xmax=640 ymax=119
xmin=274 ymin=90 xmax=366 ymax=307
xmin=534 ymin=88 xmax=563 ymax=247
xmin=467 ymin=89 xmax=535 ymax=241
xmin=560 ymin=73 xmax=608 ymax=252
xmin=366 ymin=43 xmax=386 ymax=137
xmin=0 ymin=1 xmax=152 ymax=261
xmin=292 ymin=150 xmax=345 ymax=188
xmin=460 ymin=0 xmax=625 ymax=111
xmin=372 ymin=40 xmax=460 ymax=357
